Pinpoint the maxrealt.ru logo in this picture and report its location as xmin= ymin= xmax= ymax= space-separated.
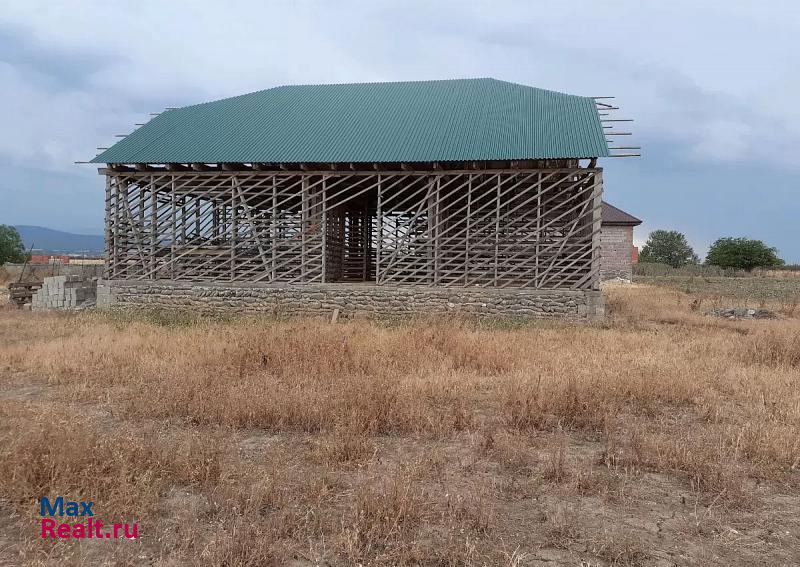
xmin=39 ymin=497 xmax=138 ymax=540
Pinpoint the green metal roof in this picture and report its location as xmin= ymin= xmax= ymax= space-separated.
xmin=92 ymin=78 xmax=609 ymax=164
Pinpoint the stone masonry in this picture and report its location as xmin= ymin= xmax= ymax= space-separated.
xmin=98 ymin=280 xmax=605 ymax=320
xmin=31 ymin=275 xmax=98 ymax=311
xmin=600 ymin=225 xmax=635 ymax=281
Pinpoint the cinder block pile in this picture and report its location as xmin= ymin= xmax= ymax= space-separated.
xmin=31 ymin=275 xmax=97 ymax=311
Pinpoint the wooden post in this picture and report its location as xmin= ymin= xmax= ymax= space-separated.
xmin=231 ymin=177 xmax=237 ymax=281
xmin=301 ymin=176 xmax=308 ymax=282
xmin=271 ymin=175 xmax=277 ymax=281
xmin=321 ymin=176 xmax=327 ymax=283
xmin=194 ymin=198 xmax=201 ymax=239
xmin=494 ymin=174 xmax=501 ymax=287
xmin=213 ymin=199 xmax=220 ymax=244
xmin=376 ymin=175 xmax=382 ymax=284
xmin=465 ymin=175 xmax=472 ymax=284
xmin=535 ymin=172 xmax=541 ymax=288
xmin=138 ymin=183 xmax=145 ymax=229
xmin=119 ymin=176 xmax=126 ymax=278
xmin=590 ymin=170 xmax=603 ymax=291
xmin=103 ymin=175 xmax=116 ymax=279
xmin=150 ymin=176 xmax=157 ymax=278
xmin=170 ymin=177 xmax=177 ymax=279
xmin=180 ymin=196 xmax=187 ymax=244
xmin=427 ymin=177 xmax=438 ymax=285
xmin=362 ymin=195 xmax=369 ymax=281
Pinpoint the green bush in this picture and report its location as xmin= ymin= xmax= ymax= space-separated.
xmin=639 ymin=230 xmax=699 ymax=267
xmin=705 ymin=237 xmax=784 ymax=271
xmin=0 ymin=225 xmax=27 ymax=266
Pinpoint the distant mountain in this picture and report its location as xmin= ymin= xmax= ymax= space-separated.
xmin=14 ymin=225 xmax=104 ymax=254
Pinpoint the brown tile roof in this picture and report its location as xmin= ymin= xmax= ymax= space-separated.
xmin=602 ymin=201 xmax=642 ymax=226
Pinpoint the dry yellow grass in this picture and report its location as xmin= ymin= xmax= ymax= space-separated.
xmin=0 ymin=284 xmax=798 ymax=565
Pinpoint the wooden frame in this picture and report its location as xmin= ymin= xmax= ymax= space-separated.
xmin=103 ymin=167 xmax=603 ymax=290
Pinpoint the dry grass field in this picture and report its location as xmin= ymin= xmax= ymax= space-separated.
xmin=0 ymin=282 xmax=799 ymax=566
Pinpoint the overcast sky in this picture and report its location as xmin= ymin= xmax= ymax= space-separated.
xmin=1 ymin=1 xmax=798 ymax=261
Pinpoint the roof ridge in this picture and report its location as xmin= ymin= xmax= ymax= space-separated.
xmin=170 ymin=78 xmax=590 ymax=113
xmin=173 ymin=78 xmax=496 ymax=112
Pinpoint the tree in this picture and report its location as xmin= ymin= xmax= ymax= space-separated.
xmin=705 ymin=237 xmax=784 ymax=270
xmin=638 ymin=230 xmax=699 ymax=267
xmin=0 ymin=225 xmax=27 ymax=266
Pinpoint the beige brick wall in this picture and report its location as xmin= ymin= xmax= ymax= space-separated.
xmin=600 ymin=225 xmax=634 ymax=281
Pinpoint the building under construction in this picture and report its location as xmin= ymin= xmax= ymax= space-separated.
xmin=91 ymin=78 xmax=635 ymax=318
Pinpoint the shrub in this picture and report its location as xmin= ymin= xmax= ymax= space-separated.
xmin=639 ymin=230 xmax=699 ymax=267
xmin=706 ymin=237 xmax=784 ymax=271
xmin=0 ymin=225 xmax=27 ymax=266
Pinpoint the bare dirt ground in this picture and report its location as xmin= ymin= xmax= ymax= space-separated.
xmin=0 ymin=283 xmax=798 ymax=566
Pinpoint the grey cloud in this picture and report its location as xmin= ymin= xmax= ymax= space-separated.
xmin=0 ymin=23 xmax=109 ymax=89
xmin=0 ymin=1 xmax=797 ymax=261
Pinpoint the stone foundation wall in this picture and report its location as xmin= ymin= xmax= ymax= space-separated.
xmin=98 ymin=280 xmax=604 ymax=320
xmin=600 ymin=225 xmax=634 ymax=281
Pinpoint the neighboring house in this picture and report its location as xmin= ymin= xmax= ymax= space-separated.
xmin=600 ymin=202 xmax=642 ymax=281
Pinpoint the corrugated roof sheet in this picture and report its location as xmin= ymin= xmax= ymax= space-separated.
xmin=602 ymin=202 xmax=642 ymax=226
xmin=92 ymin=78 xmax=609 ymax=164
